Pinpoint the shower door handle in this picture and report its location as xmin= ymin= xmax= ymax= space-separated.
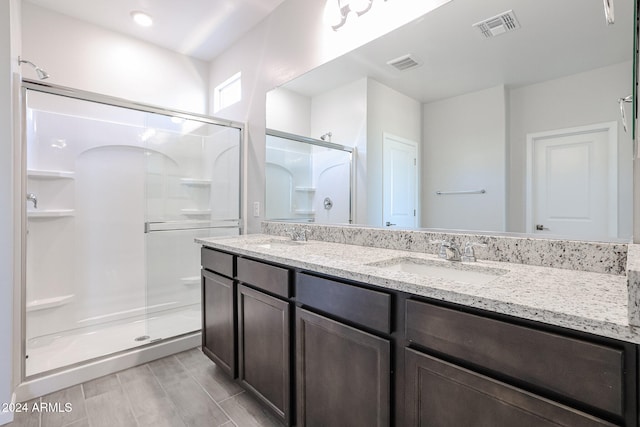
xmin=619 ymin=94 xmax=632 ymax=133
xmin=144 ymin=220 xmax=240 ymax=233
xmin=603 ymin=0 xmax=615 ymax=24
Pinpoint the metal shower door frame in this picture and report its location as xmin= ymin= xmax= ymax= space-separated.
xmin=18 ymin=79 xmax=245 ymax=381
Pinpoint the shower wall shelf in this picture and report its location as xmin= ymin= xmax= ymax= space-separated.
xmin=181 ymin=209 xmax=212 ymax=215
xmin=295 ymin=187 xmax=316 ymax=192
xmin=27 ymin=169 xmax=75 ymax=179
xmin=180 ymin=178 xmax=212 ymax=186
xmin=28 ymin=209 xmax=75 ymax=218
xmin=180 ymin=276 xmax=200 ymax=286
xmin=27 ymin=294 xmax=75 ymax=312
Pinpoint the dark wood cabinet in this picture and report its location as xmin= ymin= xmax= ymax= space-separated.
xmin=296 ymin=272 xmax=392 ymax=333
xmin=200 ymin=246 xmax=638 ymax=427
xmin=296 ymin=307 xmax=391 ymax=427
xmin=237 ymin=284 xmax=291 ymax=424
xmin=201 ymin=269 xmax=236 ymax=377
xmin=404 ymin=348 xmax=616 ymax=427
xmin=406 ymin=299 xmax=627 ymax=418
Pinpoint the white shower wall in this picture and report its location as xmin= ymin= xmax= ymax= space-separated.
xmin=311 ymin=149 xmax=351 ymax=224
xmin=265 ymin=136 xmax=313 ymax=220
xmin=25 ymin=90 xmax=240 ymax=349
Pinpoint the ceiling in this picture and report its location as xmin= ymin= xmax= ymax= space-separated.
xmin=25 ymin=0 xmax=287 ymax=61
xmin=283 ymin=0 xmax=634 ymax=103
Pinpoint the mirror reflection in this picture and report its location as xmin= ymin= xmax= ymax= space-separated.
xmin=265 ymin=130 xmax=353 ymax=223
xmin=266 ymin=0 xmax=635 ymax=242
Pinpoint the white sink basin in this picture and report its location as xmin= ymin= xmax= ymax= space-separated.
xmin=251 ymin=239 xmax=308 ymax=249
xmin=367 ymin=257 xmax=507 ymax=285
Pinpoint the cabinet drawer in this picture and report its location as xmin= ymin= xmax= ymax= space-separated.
xmin=296 ymin=273 xmax=391 ymax=334
xmin=405 ymin=299 xmax=625 ymax=417
xmin=201 ymin=247 xmax=234 ymax=278
xmin=237 ymin=257 xmax=290 ymax=298
xmin=404 ymin=348 xmax=615 ymax=427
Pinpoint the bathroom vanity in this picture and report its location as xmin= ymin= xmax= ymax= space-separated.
xmin=198 ymin=226 xmax=640 ymax=426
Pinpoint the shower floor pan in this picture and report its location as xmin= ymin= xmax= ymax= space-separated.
xmin=25 ymin=304 xmax=201 ymax=377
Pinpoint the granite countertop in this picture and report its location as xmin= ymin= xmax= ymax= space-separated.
xmin=196 ymin=234 xmax=640 ymax=344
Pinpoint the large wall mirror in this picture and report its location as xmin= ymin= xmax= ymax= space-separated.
xmin=266 ymin=0 xmax=636 ymax=242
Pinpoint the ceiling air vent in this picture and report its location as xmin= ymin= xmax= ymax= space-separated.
xmin=387 ymin=54 xmax=421 ymax=72
xmin=472 ymin=10 xmax=521 ymax=38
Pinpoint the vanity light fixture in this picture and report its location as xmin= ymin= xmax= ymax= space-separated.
xmin=325 ymin=0 xmax=374 ymax=31
xmin=131 ymin=11 xmax=153 ymax=27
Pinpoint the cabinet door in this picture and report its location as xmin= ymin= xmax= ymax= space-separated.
xmin=238 ymin=285 xmax=290 ymax=424
xmin=404 ymin=348 xmax=616 ymax=427
xmin=296 ymin=308 xmax=390 ymax=427
xmin=202 ymin=270 xmax=236 ymax=377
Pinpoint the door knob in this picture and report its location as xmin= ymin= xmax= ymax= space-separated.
xmin=385 ymin=221 xmax=396 ymax=227
xmin=535 ymin=224 xmax=549 ymax=231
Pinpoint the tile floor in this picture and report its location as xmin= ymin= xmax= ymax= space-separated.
xmin=6 ymin=348 xmax=283 ymax=427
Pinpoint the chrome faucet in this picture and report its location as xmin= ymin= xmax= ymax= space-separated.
xmin=461 ymin=242 xmax=487 ymax=262
xmin=432 ymin=240 xmax=461 ymax=262
xmin=26 ymin=193 xmax=37 ymax=209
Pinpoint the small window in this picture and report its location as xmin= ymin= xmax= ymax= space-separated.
xmin=214 ymin=72 xmax=242 ymax=112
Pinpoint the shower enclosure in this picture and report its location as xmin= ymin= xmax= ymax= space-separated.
xmin=22 ymin=81 xmax=242 ymax=377
xmin=265 ymin=129 xmax=353 ymax=223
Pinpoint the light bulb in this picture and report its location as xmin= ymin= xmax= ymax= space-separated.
xmin=131 ymin=11 xmax=153 ymax=27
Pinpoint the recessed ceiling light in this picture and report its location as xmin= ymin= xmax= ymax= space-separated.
xmin=131 ymin=11 xmax=153 ymax=27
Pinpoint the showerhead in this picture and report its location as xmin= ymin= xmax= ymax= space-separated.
xmin=320 ymin=132 xmax=332 ymax=141
xmin=35 ymin=67 xmax=50 ymax=80
xmin=18 ymin=56 xmax=50 ymax=80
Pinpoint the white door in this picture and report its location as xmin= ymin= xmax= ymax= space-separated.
xmin=383 ymin=133 xmax=418 ymax=228
xmin=526 ymin=122 xmax=617 ymax=239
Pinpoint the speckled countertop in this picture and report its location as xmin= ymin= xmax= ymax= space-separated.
xmin=197 ymin=234 xmax=640 ymax=344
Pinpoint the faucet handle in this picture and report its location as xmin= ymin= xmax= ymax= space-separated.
xmin=462 ymin=241 xmax=487 ymax=262
xmin=430 ymin=239 xmax=450 ymax=259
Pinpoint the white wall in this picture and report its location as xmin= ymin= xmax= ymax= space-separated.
xmin=367 ymin=79 xmax=421 ymax=227
xmin=422 ymin=85 xmax=507 ymax=231
xmin=21 ymin=3 xmax=209 ymax=114
xmin=266 ymin=88 xmax=311 ymax=136
xmin=509 ymin=62 xmax=633 ymax=237
xmin=1 ymin=0 xmax=20 ymax=423
xmin=208 ymin=0 xmax=453 ymax=232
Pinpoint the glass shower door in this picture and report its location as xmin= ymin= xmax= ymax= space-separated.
xmin=143 ymin=114 xmax=241 ymax=342
xmin=265 ymin=131 xmax=353 ymax=224
xmin=23 ymin=84 xmax=243 ymax=377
